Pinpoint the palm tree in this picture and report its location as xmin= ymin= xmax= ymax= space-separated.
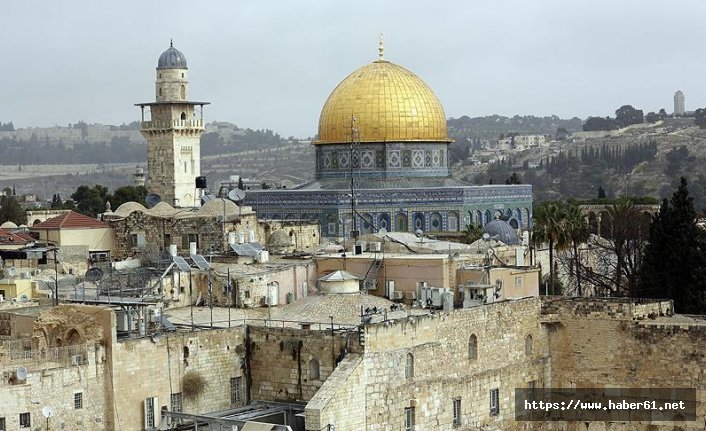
xmin=563 ymin=205 xmax=590 ymax=296
xmin=532 ymin=202 xmax=568 ymax=294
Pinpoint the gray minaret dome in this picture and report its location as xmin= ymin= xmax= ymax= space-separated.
xmin=157 ymin=41 xmax=188 ymax=70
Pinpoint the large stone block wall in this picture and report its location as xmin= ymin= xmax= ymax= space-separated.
xmin=545 ymin=299 xmax=706 ymax=431
xmin=305 ymin=354 xmax=366 ymax=431
xmin=0 ymin=344 xmax=109 ymax=430
xmin=361 ymin=297 xmax=549 ymax=430
xmin=108 ymin=327 xmax=246 ymax=430
xmin=248 ymin=326 xmax=358 ymax=403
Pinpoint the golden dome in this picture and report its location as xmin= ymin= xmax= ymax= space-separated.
xmin=316 ymin=60 xmax=451 ymax=144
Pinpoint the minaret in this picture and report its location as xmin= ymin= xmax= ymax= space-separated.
xmin=136 ymin=41 xmax=209 ymax=207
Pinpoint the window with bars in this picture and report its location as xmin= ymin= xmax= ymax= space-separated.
xmin=145 ymin=397 xmax=156 ymax=429
xmin=404 ymin=406 xmax=415 ymax=431
xmin=171 ymin=393 xmax=182 ymax=413
xmin=19 ymin=413 xmax=30 ymax=428
xmin=230 ymin=377 xmax=242 ymax=405
xmin=453 ymin=398 xmax=461 ymax=426
xmin=74 ymin=392 xmax=83 ymax=409
xmin=490 ymin=388 xmax=500 ymax=416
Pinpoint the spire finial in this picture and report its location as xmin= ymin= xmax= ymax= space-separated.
xmin=378 ymin=33 xmax=384 ymax=61
xmin=170 ymin=39 xmax=173 ymax=48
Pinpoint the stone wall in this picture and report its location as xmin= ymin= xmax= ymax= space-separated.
xmin=248 ymin=326 xmax=360 ymax=403
xmin=108 ymin=327 xmax=246 ymax=430
xmin=359 ymin=297 xmax=548 ymax=430
xmin=305 ymin=354 xmax=366 ymax=431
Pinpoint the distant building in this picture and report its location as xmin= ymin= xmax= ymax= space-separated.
xmin=674 ymin=90 xmax=685 ymax=115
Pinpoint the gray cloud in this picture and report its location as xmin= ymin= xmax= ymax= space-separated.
xmin=1 ymin=0 xmax=704 ymax=137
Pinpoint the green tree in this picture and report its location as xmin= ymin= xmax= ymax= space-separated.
xmin=694 ymin=108 xmax=706 ymax=128
xmin=505 ymin=172 xmax=521 ymax=185
xmin=615 ymin=105 xmax=644 ymax=128
xmin=562 ymin=205 xmax=590 ymax=296
xmin=461 ymin=224 xmax=483 ymax=244
xmin=639 ymin=178 xmax=706 ymax=313
xmin=0 ymin=195 xmax=25 ymax=225
xmin=71 ymin=185 xmax=109 ymax=217
xmin=110 ymin=185 xmax=147 ymax=209
xmin=532 ymin=202 xmax=568 ymax=293
xmin=597 ymin=186 xmax=607 ymax=199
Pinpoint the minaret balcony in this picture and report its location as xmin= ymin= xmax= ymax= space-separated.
xmin=140 ymin=119 xmax=205 ymax=131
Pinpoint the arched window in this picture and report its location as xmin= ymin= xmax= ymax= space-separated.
xmin=430 ymin=212 xmax=442 ymax=231
xmin=180 ymin=85 xmax=186 ymax=99
xmin=468 ymin=334 xmax=477 ymax=360
xmin=309 ymin=359 xmax=320 ymax=380
xmin=180 ymin=112 xmax=187 ymax=121
xmin=405 ymin=353 xmax=414 ymax=378
xmin=525 ymin=334 xmax=533 ymax=357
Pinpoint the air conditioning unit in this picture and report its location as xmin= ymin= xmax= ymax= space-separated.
xmin=368 ymin=242 xmax=382 ymax=252
xmin=393 ymin=291 xmax=404 ymax=300
xmin=20 ymin=272 xmax=30 ymax=279
xmin=405 ymin=291 xmax=417 ymax=300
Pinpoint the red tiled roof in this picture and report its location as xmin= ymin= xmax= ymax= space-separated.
xmin=31 ymin=211 xmax=108 ymax=230
xmin=0 ymin=228 xmax=35 ymax=245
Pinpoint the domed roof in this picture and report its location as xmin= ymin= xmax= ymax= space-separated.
xmin=0 ymin=221 xmax=18 ymax=229
xmin=157 ymin=41 xmax=188 ymax=70
xmin=317 ymin=58 xmax=451 ymax=144
xmin=483 ymin=219 xmax=519 ymax=245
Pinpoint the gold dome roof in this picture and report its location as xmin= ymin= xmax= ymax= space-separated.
xmin=316 ymin=60 xmax=451 ymax=144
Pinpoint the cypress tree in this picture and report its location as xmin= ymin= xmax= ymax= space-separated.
xmin=639 ymin=177 xmax=706 ymax=313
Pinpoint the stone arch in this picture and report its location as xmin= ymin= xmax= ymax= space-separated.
xmin=485 ymin=210 xmax=492 ymax=225
xmin=412 ymin=213 xmax=425 ymax=231
xmin=309 ymin=358 xmax=320 ymax=380
xmin=395 ymin=213 xmax=408 ymax=232
xmin=447 ymin=211 xmax=459 ymax=232
xmin=505 ymin=208 xmax=513 ymax=219
xmin=360 ymin=213 xmax=374 ymax=235
xmin=378 ymin=213 xmax=390 ymax=231
xmin=523 ymin=208 xmax=531 ymax=228
xmin=515 ymin=208 xmax=522 ymax=223
xmin=180 ymin=112 xmax=186 ymax=121
xmin=468 ymin=334 xmax=477 ymax=360
xmin=476 ymin=210 xmax=483 ymax=226
xmin=405 ymin=352 xmax=414 ymax=378
xmin=430 ymin=212 xmax=442 ymax=231
xmin=525 ymin=334 xmax=533 ymax=356
xmin=65 ymin=328 xmax=82 ymax=345
xmin=33 ymin=219 xmax=41 ymax=225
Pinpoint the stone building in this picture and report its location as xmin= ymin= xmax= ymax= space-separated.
xmin=105 ymin=199 xmax=320 ymax=260
xmin=244 ymin=40 xmax=532 ymax=238
xmin=136 ymin=42 xmax=209 ymax=208
xmin=674 ymin=90 xmax=685 ymax=116
xmin=2 ymin=297 xmax=705 ymax=430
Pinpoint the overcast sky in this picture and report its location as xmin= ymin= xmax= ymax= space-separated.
xmin=2 ymin=0 xmax=705 ymax=138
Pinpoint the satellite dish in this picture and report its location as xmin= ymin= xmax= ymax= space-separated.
xmin=42 ymin=405 xmax=54 ymax=418
xmin=145 ymin=193 xmax=162 ymax=209
xmin=378 ymin=227 xmax=387 ymax=235
xmin=18 ymin=294 xmax=29 ymax=303
xmin=8 ymin=267 xmax=16 ymax=277
xmin=85 ymin=267 xmax=104 ymax=282
xmin=482 ymin=233 xmax=491 ymax=241
xmin=228 ymin=189 xmax=246 ymax=203
xmin=414 ymin=229 xmax=423 ymax=238
xmin=16 ymin=366 xmax=27 ymax=380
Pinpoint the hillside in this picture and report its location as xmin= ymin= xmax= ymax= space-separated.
xmin=452 ymin=118 xmax=706 ymax=209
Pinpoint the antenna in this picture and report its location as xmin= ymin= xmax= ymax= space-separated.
xmin=42 ymin=405 xmax=54 ymax=418
xmin=228 ymin=189 xmax=246 ymax=203
xmin=415 ymin=229 xmax=423 ymax=238
xmin=16 ymin=366 xmax=27 ymax=380
xmin=85 ymin=267 xmax=104 ymax=283
xmin=8 ymin=267 xmax=16 ymax=277
xmin=145 ymin=193 xmax=162 ymax=209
